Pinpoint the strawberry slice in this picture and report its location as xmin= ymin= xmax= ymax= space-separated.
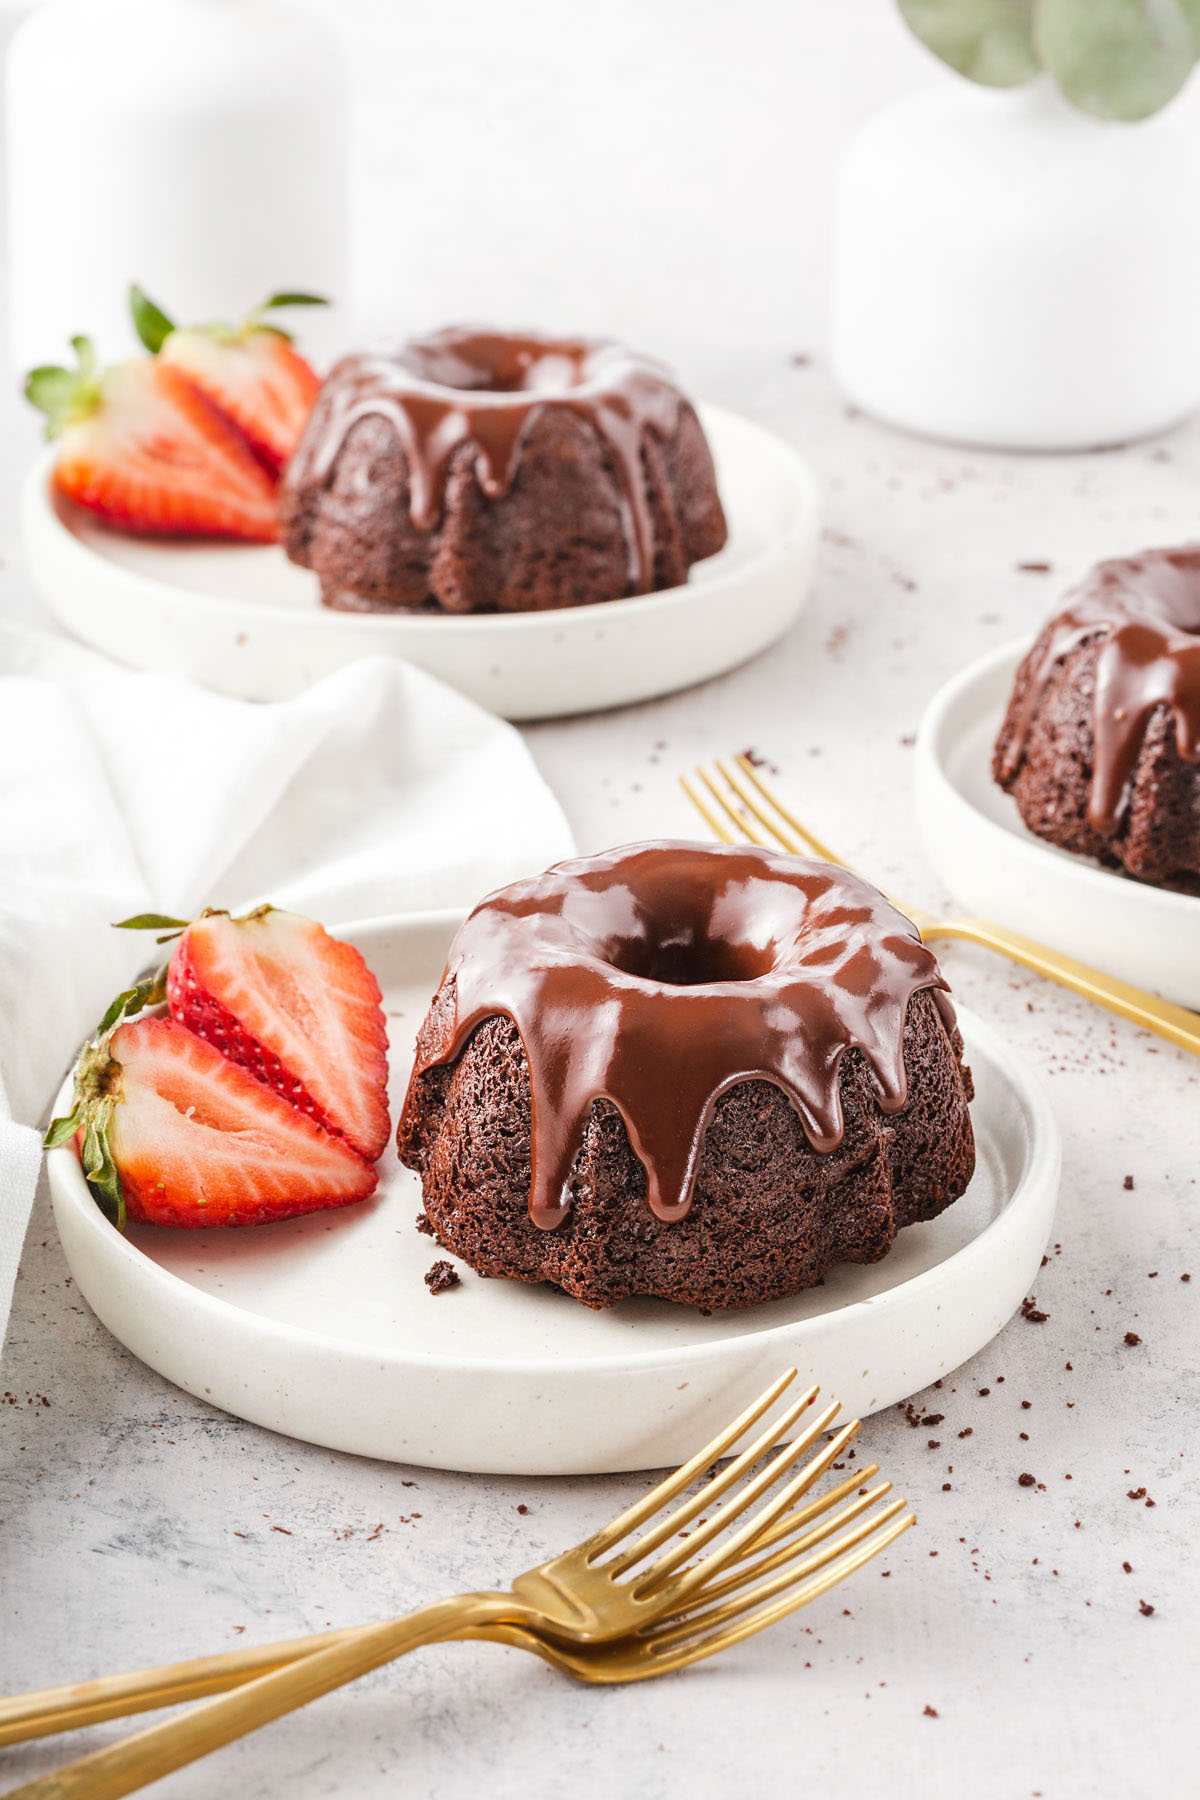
xmin=158 ymin=906 xmax=391 ymax=1164
xmin=47 ymin=1015 xmax=377 ymax=1229
xmin=25 ymin=337 xmax=278 ymax=541
xmin=131 ymin=286 xmax=326 ymax=473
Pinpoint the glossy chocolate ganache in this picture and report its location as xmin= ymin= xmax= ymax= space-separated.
xmin=997 ymin=546 xmax=1200 ymax=836
xmin=398 ymin=842 xmax=957 ymax=1232
xmin=295 ymin=329 xmax=692 ymax=595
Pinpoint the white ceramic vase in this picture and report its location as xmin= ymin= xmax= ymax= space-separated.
xmin=5 ymin=0 xmax=348 ymax=373
xmin=830 ymin=79 xmax=1200 ymax=451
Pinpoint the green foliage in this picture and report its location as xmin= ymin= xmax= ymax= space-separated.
xmin=23 ymin=336 xmax=101 ymax=440
xmin=129 ymin=284 xmax=175 ymax=353
xmin=898 ymin=0 xmax=1199 ymax=117
xmin=899 ymin=1 xmax=1040 ymax=86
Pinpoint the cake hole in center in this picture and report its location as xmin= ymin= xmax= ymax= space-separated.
xmin=604 ymin=931 xmax=775 ymax=987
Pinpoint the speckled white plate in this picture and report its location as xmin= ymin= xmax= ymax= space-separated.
xmin=915 ymin=642 xmax=1200 ymax=1010
xmin=21 ymin=404 xmax=819 ymax=721
xmin=45 ymin=912 xmax=1060 ymax=1475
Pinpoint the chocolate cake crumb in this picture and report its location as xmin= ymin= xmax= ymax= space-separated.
xmin=517 ymin=1504 xmax=529 ymax=1515
xmin=1125 ymin=1331 xmax=1142 ymax=1346
xmin=958 ymin=1428 xmax=973 ymax=1439
xmin=1017 ymin=561 xmax=1053 ymax=574
xmin=739 ymin=746 xmax=778 ymax=773
xmin=1123 ymin=1175 xmax=1135 ymax=1190
xmin=1018 ymin=1473 xmax=1037 ymax=1488
xmin=1123 ymin=1561 xmax=1133 ymax=1573
xmin=942 ymin=1483 xmax=951 ymax=1491
xmin=923 ymin=1704 xmax=939 ymax=1718
xmin=415 ymin=1212 xmax=436 ymax=1237
xmin=1139 ymin=1600 xmax=1155 ymax=1617
xmin=1127 ymin=1487 xmax=1146 ymax=1501
xmin=424 ymin=1260 xmax=460 ymax=1294
xmin=1021 ymin=1296 xmax=1049 ymax=1323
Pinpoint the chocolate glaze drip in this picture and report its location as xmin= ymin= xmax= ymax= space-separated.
xmin=1000 ymin=546 xmax=1200 ymax=834
xmin=304 ymin=329 xmax=685 ymax=595
xmin=399 ymin=843 xmax=955 ymax=1231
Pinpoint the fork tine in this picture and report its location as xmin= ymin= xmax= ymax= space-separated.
xmin=607 ymin=1388 xmax=830 ymax=1576
xmin=671 ymin=1479 xmax=895 ymax=1614
xmin=651 ymin=1493 xmax=911 ymax=1645
xmin=678 ymin=774 xmax=737 ymax=844
xmin=586 ymin=1368 xmax=801 ymax=1556
xmin=640 ymin=1511 xmax=916 ymax=1676
xmin=712 ymin=758 xmax=799 ymax=854
xmin=695 ymin=767 xmax=768 ymax=845
xmin=656 ymin=1416 xmax=861 ymax=1598
xmin=631 ymin=1403 xmax=848 ymax=1590
xmin=741 ymin=1463 xmax=881 ymax=1555
xmin=732 ymin=754 xmax=845 ymax=864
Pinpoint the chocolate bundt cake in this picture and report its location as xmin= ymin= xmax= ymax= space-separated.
xmin=994 ymin=547 xmax=1200 ymax=885
xmin=279 ymin=328 xmax=728 ymax=614
xmin=396 ymin=843 xmax=976 ymax=1311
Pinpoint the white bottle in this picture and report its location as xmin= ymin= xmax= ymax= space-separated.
xmin=5 ymin=0 xmax=348 ymax=375
xmin=830 ymin=79 xmax=1200 ymax=451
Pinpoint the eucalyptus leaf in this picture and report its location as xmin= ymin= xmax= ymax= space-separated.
xmin=898 ymin=0 xmax=1040 ymax=86
xmin=1176 ymin=0 xmax=1200 ymax=49
xmin=1035 ymin=0 xmax=1197 ymax=120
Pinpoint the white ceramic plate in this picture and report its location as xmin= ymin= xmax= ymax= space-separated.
xmin=21 ymin=405 xmax=819 ymax=721
xmin=46 ymin=912 xmax=1060 ymax=1476
xmin=916 ymin=642 xmax=1200 ymax=1010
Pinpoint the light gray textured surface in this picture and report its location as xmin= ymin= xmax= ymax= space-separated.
xmin=2 ymin=3 xmax=1198 ymax=1795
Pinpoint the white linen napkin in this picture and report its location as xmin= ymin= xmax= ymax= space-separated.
xmin=0 ymin=623 xmax=574 ymax=1342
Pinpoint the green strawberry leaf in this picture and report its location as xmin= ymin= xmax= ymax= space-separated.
xmin=129 ymin=284 xmax=176 ymax=354
xmin=43 ymin=1106 xmax=82 ymax=1149
xmin=112 ymin=913 xmax=190 ymax=931
xmin=1035 ymin=0 xmax=1197 ymax=120
xmin=23 ymin=337 xmax=102 ymax=440
xmin=96 ymin=964 xmax=169 ymax=1036
xmin=70 ymin=336 xmax=97 ymax=382
xmin=80 ymin=1099 xmax=126 ymax=1231
xmin=261 ymin=291 xmax=329 ymax=310
xmin=898 ymin=0 xmax=1040 ymax=86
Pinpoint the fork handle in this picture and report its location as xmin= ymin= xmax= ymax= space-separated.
xmin=4 ymin=1593 xmax=515 ymax=1800
xmin=924 ymin=918 xmax=1200 ymax=1056
xmin=0 ymin=1625 xmax=369 ymax=1748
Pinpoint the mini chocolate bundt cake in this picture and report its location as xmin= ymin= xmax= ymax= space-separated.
xmin=994 ymin=546 xmax=1200 ymax=885
xmin=396 ymin=843 xmax=976 ymax=1311
xmin=278 ymin=328 xmax=727 ymax=614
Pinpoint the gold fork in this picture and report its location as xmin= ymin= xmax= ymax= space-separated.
xmin=681 ymin=754 xmax=1200 ymax=1060
xmin=2 ymin=1372 xmax=911 ymax=1798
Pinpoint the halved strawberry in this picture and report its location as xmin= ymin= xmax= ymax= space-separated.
xmin=131 ymin=286 xmax=326 ymax=473
xmin=46 ymin=1015 xmax=377 ymax=1229
xmin=127 ymin=906 xmax=392 ymax=1163
xmin=25 ymin=337 xmax=278 ymax=541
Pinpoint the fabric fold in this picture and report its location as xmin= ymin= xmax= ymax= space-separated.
xmin=0 ymin=623 xmax=574 ymax=1344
